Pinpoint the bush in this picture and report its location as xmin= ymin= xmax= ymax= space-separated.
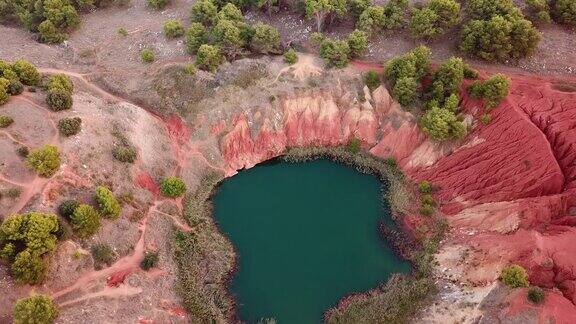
xmin=430 ymin=57 xmax=468 ymax=101
xmin=346 ymin=137 xmax=362 ymax=153
xmin=11 ymin=60 xmax=40 ymax=86
xmin=8 ymin=79 xmax=24 ymax=95
xmin=350 ymin=0 xmax=371 ymax=17
xmin=163 ymin=20 xmax=185 ymax=39
xmin=161 ymin=176 xmax=187 ymax=198
xmin=410 ymin=7 xmax=441 ymax=39
xmin=58 ymin=117 xmax=82 ymax=136
xmin=212 ymin=19 xmax=245 ymax=58
xmin=501 ymin=264 xmax=530 ymax=288
xmin=469 ymin=74 xmax=510 ymax=108
xmin=421 ymin=194 xmax=435 ymax=206
xmin=419 ymin=180 xmax=432 ymax=193
xmin=346 ymin=29 xmax=368 ymax=58
xmin=319 ymin=38 xmax=350 ymax=68
xmin=147 ymin=0 xmax=169 ymax=9
xmin=420 ymin=203 xmax=435 ymax=216
xmin=17 ymin=146 xmax=29 ymax=157
xmin=140 ymin=251 xmax=159 ymax=270
xmin=0 ymin=78 xmax=9 ymax=105
xmin=38 ymin=20 xmax=67 ymax=44
xmin=13 ymin=295 xmax=58 ymax=324
xmin=357 ymin=0 xmax=408 ymax=35
xmin=91 ymin=244 xmax=116 ymax=269
xmin=393 ymin=76 xmax=419 ymax=106
xmin=364 ymin=71 xmax=380 ymax=90
xmin=250 ymin=23 xmax=280 ymax=54
xmin=186 ymin=23 xmax=208 ymax=55
xmin=184 ymin=64 xmax=197 ymax=75
xmin=0 ymin=212 xmax=59 ymax=284
xmin=384 ymin=45 xmax=431 ymax=87
xmin=420 ymin=104 xmax=467 ymax=141
xmin=196 ymin=44 xmax=223 ymax=72
xmin=284 ymin=49 xmax=298 ymax=65
xmin=58 ymin=199 xmax=80 ymax=220
xmin=460 ymin=14 xmax=540 ymax=62
xmin=190 ymin=0 xmax=218 ymax=25
xmin=46 ymin=89 xmax=73 ymax=111
xmin=112 ymin=145 xmax=137 ymax=163
xmin=47 ymin=74 xmax=73 ymax=93
xmin=0 ymin=115 xmax=13 ymax=127
xmin=26 ymin=145 xmax=61 ymax=177
xmin=117 ymin=27 xmax=128 ymax=36
xmin=141 ymin=49 xmax=155 ymax=63
xmin=553 ymin=0 xmax=576 ymax=26
xmin=95 ymin=186 xmax=121 ymax=219
xmin=480 ymin=113 xmax=491 ymax=125
xmin=527 ymin=286 xmax=545 ymax=304
xmin=71 ymin=204 xmax=101 ymax=238
xmin=217 ymin=3 xmax=245 ymax=23
xmin=305 ymin=0 xmax=348 ymax=32
xmin=466 ymin=0 xmax=520 ymax=20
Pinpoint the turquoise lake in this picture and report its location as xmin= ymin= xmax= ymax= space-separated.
xmin=213 ymin=159 xmax=410 ymax=324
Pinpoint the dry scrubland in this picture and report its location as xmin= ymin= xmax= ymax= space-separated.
xmin=0 ymin=0 xmax=575 ymax=323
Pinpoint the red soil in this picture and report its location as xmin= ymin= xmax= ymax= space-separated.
xmin=136 ymin=171 xmax=160 ymax=196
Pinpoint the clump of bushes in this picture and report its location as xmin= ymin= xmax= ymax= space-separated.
xmin=460 ymin=0 xmax=541 ymax=62
xmin=140 ymin=251 xmax=159 ymax=270
xmin=141 ymin=49 xmax=156 ymax=63
xmin=0 ymin=78 xmax=10 ymax=105
xmin=364 ymin=71 xmax=381 ymax=91
xmin=527 ymin=286 xmax=545 ymax=304
xmin=161 ymin=176 xmax=187 ymax=198
xmin=186 ymin=23 xmax=208 ymax=55
xmin=58 ymin=199 xmax=80 ymax=220
xmin=91 ymin=244 xmax=116 ymax=269
xmin=0 ymin=115 xmax=13 ymax=127
xmin=11 ymin=60 xmax=41 ymax=86
xmin=410 ymin=0 xmax=460 ymax=39
xmin=552 ymin=0 xmax=576 ymax=26
xmin=469 ymin=73 xmax=510 ymax=109
xmin=346 ymin=138 xmax=362 ymax=153
xmin=284 ymin=49 xmax=298 ymax=65
xmin=196 ymin=44 xmax=223 ymax=72
xmin=305 ymin=0 xmax=348 ymax=32
xmin=164 ymin=20 xmax=185 ymax=39
xmin=112 ymin=146 xmax=137 ymax=163
xmin=316 ymin=30 xmax=368 ymax=68
xmin=0 ymin=212 xmax=59 ymax=284
xmin=147 ymin=0 xmax=170 ymax=9
xmin=500 ymin=264 xmax=530 ymax=288
xmin=46 ymin=74 xmax=74 ymax=111
xmin=26 ymin=145 xmax=61 ymax=177
xmin=250 ymin=23 xmax=281 ymax=54
xmin=95 ymin=186 xmax=121 ymax=219
xmin=384 ymin=45 xmax=431 ymax=106
xmin=357 ymin=0 xmax=410 ymax=35
xmin=70 ymin=204 xmax=101 ymax=238
xmin=420 ymin=100 xmax=467 ymax=141
xmin=13 ymin=295 xmax=58 ymax=324
xmin=58 ymin=117 xmax=82 ymax=136
xmin=418 ymin=181 xmax=436 ymax=216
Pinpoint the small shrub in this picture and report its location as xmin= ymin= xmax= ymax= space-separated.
xmin=161 ymin=176 xmax=187 ymax=198
xmin=91 ymin=244 xmax=116 ymax=269
xmin=184 ymin=64 xmax=197 ymax=75
xmin=46 ymin=89 xmax=73 ymax=111
xmin=58 ymin=117 xmax=82 ymax=136
xmin=5 ymin=188 xmax=22 ymax=198
xmin=250 ymin=23 xmax=281 ymax=54
xmin=190 ymin=0 xmax=218 ymax=25
xmin=346 ymin=29 xmax=368 ymax=58
xmin=284 ymin=49 xmax=298 ymax=65
xmin=393 ymin=76 xmax=419 ymax=106
xmin=16 ymin=146 xmax=29 ymax=157
xmin=163 ymin=20 xmax=185 ymax=39
xmin=0 ymin=115 xmax=13 ymax=127
xmin=8 ymin=80 xmax=24 ymax=95
xmin=71 ymin=204 xmax=101 ymax=238
xmin=196 ymin=44 xmax=223 ymax=72
xmin=527 ymin=286 xmax=545 ymax=304
xmin=95 ymin=186 xmax=121 ymax=219
xmin=346 ymin=138 xmax=362 ymax=153
xmin=469 ymin=74 xmax=510 ymax=108
xmin=118 ymin=27 xmax=128 ymax=36
xmin=421 ymin=194 xmax=435 ymax=206
xmin=0 ymin=78 xmax=10 ymax=105
xmin=186 ymin=23 xmax=208 ymax=55
xmin=38 ymin=20 xmax=67 ymax=44
xmin=147 ymin=0 xmax=169 ymax=9
xmin=141 ymin=49 xmax=155 ymax=63
xmin=419 ymin=180 xmax=432 ymax=194
xmin=500 ymin=264 xmax=530 ymax=288
xmin=364 ymin=71 xmax=381 ymax=91
xmin=11 ymin=60 xmax=40 ymax=86
xmin=480 ymin=113 xmax=491 ymax=125
xmin=26 ymin=145 xmax=61 ymax=177
xmin=58 ymin=199 xmax=80 ymax=220
xmin=140 ymin=251 xmax=159 ymax=270
xmin=112 ymin=146 xmax=137 ymax=163
xmin=319 ymin=38 xmax=350 ymax=68
xmin=47 ymin=74 xmax=73 ymax=93
xmin=420 ymin=203 xmax=435 ymax=216
xmin=13 ymin=295 xmax=58 ymax=324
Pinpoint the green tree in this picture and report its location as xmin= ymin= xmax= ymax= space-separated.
xmin=26 ymin=145 xmax=61 ymax=177
xmin=38 ymin=20 xmax=67 ymax=44
xmin=94 ymin=186 xmax=121 ymax=219
xmin=14 ymin=295 xmax=58 ymax=324
xmin=392 ymin=76 xmax=419 ymax=106
xmin=11 ymin=60 xmax=40 ymax=86
xmin=349 ymin=0 xmax=371 ymax=17
xmin=256 ymin=0 xmax=278 ymax=16
xmin=468 ymin=73 xmax=509 ymax=108
xmin=357 ymin=6 xmax=386 ymax=34
xmin=161 ymin=176 xmax=187 ymax=198
xmin=410 ymin=7 xmax=440 ymax=39
xmin=526 ymin=0 xmax=551 ymax=24
xmin=213 ymin=19 xmax=245 ymax=58
xmin=57 ymin=199 xmax=80 ymax=220
xmin=250 ymin=23 xmax=280 ymax=54
xmin=196 ymin=44 xmax=223 ymax=72
xmin=186 ymin=22 xmax=208 ymax=55
xmin=384 ymin=45 xmax=431 ymax=86
xmin=71 ymin=204 xmax=101 ymax=238
xmin=190 ymin=0 xmax=218 ymax=25
xmin=305 ymin=0 xmax=347 ymax=32
xmin=44 ymin=0 xmax=80 ymax=29
xmin=346 ymin=29 xmax=368 ymax=58
xmin=428 ymin=0 xmax=460 ymax=29
xmin=466 ymin=0 xmax=521 ymax=20
xmin=430 ymin=57 xmax=466 ymax=100
xmin=319 ymin=38 xmax=350 ymax=68
xmin=0 ymin=77 xmax=10 ymax=105
xmin=217 ymin=3 xmax=244 ymax=23
xmin=420 ymin=103 xmax=467 ymax=141
xmin=12 ymin=250 xmax=46 ymax=284
xmin=163 ymin=20 xmax=185 ymax=39
xmin=500 ymin=264 xmax=529 ymax=288
xmin=552 ymin=0 xmax=576 ymax=26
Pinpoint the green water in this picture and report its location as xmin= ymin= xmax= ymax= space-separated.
xmin=213 ymin=159 xmax=410 ymax=324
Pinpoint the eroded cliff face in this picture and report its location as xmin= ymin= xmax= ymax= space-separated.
xmin=206 ymin=71 xmax=576 ymax=323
